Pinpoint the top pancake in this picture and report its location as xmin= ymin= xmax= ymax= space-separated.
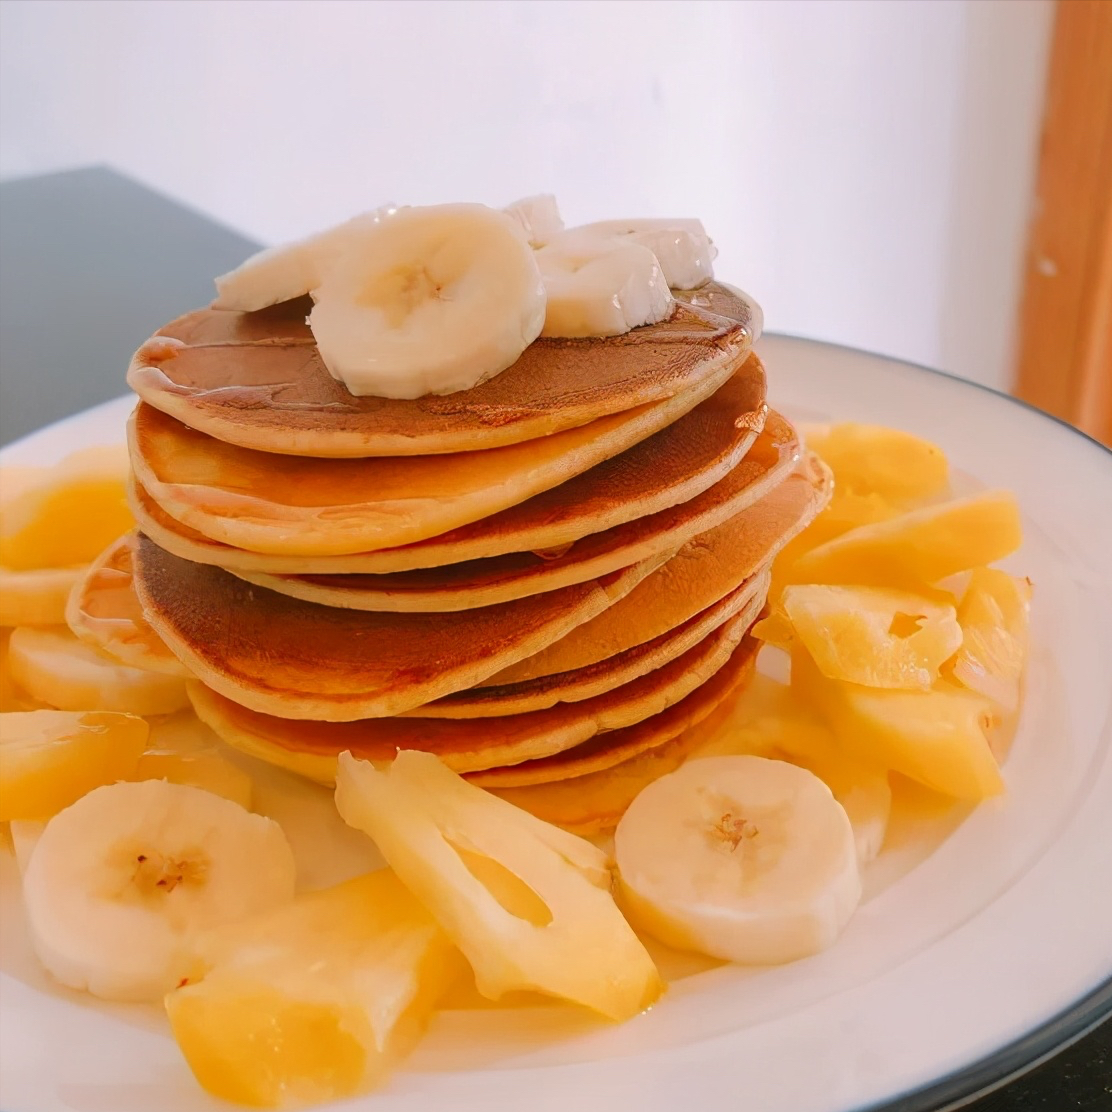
xmin=127 ymin=286 xmax=759 ymax=458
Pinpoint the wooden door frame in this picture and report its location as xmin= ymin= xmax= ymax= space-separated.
xmin=1015 ymin=0 xmax=1112 ymax=446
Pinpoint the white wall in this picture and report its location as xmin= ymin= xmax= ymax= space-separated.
xmin=0 ymin=0 xmax=1051 ymax=391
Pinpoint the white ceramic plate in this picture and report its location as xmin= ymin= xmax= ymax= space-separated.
xmin=1 ymin=335 xmax=1110 ymax=1112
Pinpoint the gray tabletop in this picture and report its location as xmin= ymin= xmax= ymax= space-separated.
xmin=0 ymin=168 xmax=1107 ymax=1110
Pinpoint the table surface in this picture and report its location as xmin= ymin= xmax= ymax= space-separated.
xmin=0 ymin=167 xmax=1108 ymax=1112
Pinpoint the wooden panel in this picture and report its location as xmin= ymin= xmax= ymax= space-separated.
xmin=1015 ymin=0 xmax=1112 ymax=446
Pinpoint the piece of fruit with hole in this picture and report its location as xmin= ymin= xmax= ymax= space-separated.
xmin=335 ymin=750 xmax=661 ymax=1020
xmin=781 ymin=584 xmax=963 ymax=690
xmin=166 ymin=869 xmax=463 ymax=1109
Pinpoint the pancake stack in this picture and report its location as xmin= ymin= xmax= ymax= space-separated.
xmin=114 ymin=282 xmax=831 ymax=833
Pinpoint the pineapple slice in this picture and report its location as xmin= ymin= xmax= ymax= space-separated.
xmin=6 ymin=626 xmax=189 ymax=715
xmin=335 ymin=751 xmax=661 ymax=1020
xmin=792 ymin=650 xmax=1002 ymax=800
xmin=804 ymin=424 xmax=949 ymax=503
xmin=949 ymin=568 xmax=1032 ymax=714
xmin=1 ymin=629 xmax=48 ymax=711
xmin=782 ymin=584 xmax=962 ymax=690
xmin=0 ymin=446 xmax=133 ymax=570
xmin=131 ymin=712 xmax=253 ymax=808
xmin=166 ymin=870 xmax=463 ymax=1109
xmin=0 ymin=709 xmax=148 ymax=821
xmin=788 ymin=489 xmax=1022 ymax=589
xmin=0 ymin=565 xmax=87 ymax=627
xmin=693 ymin=674 xmax=892 ymax=864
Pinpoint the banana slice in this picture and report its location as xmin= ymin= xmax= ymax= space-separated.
xmin=570 ymin=218 xmax=716 ymax=289
xmin=615 ymin=755 xmax=861 ymax=964
xmin=537 ymin=237 xmax=673 ymax=338
xmin=213 ymin=206 xmax=397 ymax=311
xmin=22 ymin=779 xmax=296 ymax=1001
xmin=309 ymin=203 xmax=546 ymax=398
xmin=504 ymin=194 xmax=564 ymax=247
xmin=7 ymin=625 xmax=189 ymax=715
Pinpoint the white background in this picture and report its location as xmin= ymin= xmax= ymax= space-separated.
xmin=0 ymin=0 xmax=1051 ymax=391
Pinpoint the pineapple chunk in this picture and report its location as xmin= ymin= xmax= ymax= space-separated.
xmin=0 ymin=565 xmax=87 ymax=627
xmin=6 ymin=625 xmax=189 ymax=715
xmin=949 ymin=568 xmax=1032 ymax=714
xmin=335 ymin=751 xmax=661 ymax=1021
xmin=804 ymin=424 xmax=949 ymax=503
xmin=792 ymin=650 xmax=1002 ymax=800
xmin=131 ymin=712 xmax=253 ymax=808
xmin=0 ymin=709 xmax=148 ymax=821
xmin=166 ymin=871 xmax=463 ymax=1109
xmin=693 ymin=674 xmax=892 ymax=864
xmin=0 ymin=446 xmax=133 ymax=570
xmin=782 ymin=584 xmax=962 ymax=690
xmin=788 ymin=490 xmax=1022 ymax=589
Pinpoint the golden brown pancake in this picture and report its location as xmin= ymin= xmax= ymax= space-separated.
xmin=187 ymin=609 xmax=756 ymax=783
xmin=128 ymin=290 xmax=758 ymax=458
xmin=489 ymin=452 xmax=832 ymax=685
xmin=64 ymin=533 xmax=190 ymax=678
xmin=127 ymin=363 xmax=768 ymax=575
xmin=488 ymin=675 xmax=746 ymax=834
xmin=403 ymin=574 xmax=767 ymax=718
xmin=225 ymin=410 xmax=799 ymax=608
xmin=469 ymin=634 xmax=760 ymax=788
xmin=675 ymin=283 xmax=763 ymax=340
xmin=132 ymin=534 xmax=668 ymax=721
xmin=128 ymin=350 xmax=756 ymax=557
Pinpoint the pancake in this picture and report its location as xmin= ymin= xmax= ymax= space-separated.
xmin=187 ymin=608 xmax=756 ymax=784
xmin=489 ymin=452 xmax=832 ymax=684
xmin=228 ymin=410 xmax=799 ymax=610
xmin=128 ymin=289 xmax=758 ymax=458
xmin=467 ymin=634 xmax=760 ymax=789
xmin=403 ymin=573 xmax=768 ymax=718
xmin=65 ymin=533 xmax=190 ymax=678
xmin=127 ymin=361 xmax=768 ymax=575
xmin=128 ymin=347 xmax=754 ymax=558
xmin=675 ymin=283 xmax=764 ymax=342
xmin=132 ymin=535 xmax=668 ymax=721
xmin=488 ymin=675 xmax=745 ymax=834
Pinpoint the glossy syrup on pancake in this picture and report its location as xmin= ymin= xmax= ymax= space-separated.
xmin=128 ymin=346 xmax=753 ymax=558
xmin=186 ymin=608 xmax=758 ymax=783
xmin=226 ymin=409 xmax=799 ymax=610
xmin=128 ymin=291 xmax=759 ymax=458
xmin=403 ymin=580 xmax=767 ymax=718
xmin=132 ymin=534 xmax=668 ymax=721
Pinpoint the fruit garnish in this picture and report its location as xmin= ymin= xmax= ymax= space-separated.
xmin=0 ymin=446 xmax=132 ymax=570
xmin=165 ymin=870 xmax=464 ymax=1109
xmin=334 ymin=750 xmax=662 ymax=1020
xmin=792 ymin=649 xmax=1003 ymax=800
xmin=560 ymin=218 xmax=715 ymax=290
xmin=693 ymin=674 xmax=892 ymax=865
xmin=788 ymin=489 xmax=1022 ymax=588
xmin=0 ymin=564 xmax=86 ymax=627
xmin=22 ymin=779 xmax=296 ymax=1001
xmin=6 ymin=625 xmax=189 ymax=715
xmin=0 ymin=709 xmax=148 ymax=821
xmin=781 ymin=584 xmax=963 ymax=690
xmin=615 ymin=754 xmax=861 ymax=964
xmin=802 ymin=423 xmax=949 ymax=503
xmin=948 ymin=567 xmax=1032 ymax=714
xmin=504 ymin=194 xmax=564 ymax=248
xmin=0 ymin=628 xmax=47 ymax=711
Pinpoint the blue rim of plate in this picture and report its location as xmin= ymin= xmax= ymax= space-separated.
xmin=770 ymin=333 xmax=1112 ymax=1112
